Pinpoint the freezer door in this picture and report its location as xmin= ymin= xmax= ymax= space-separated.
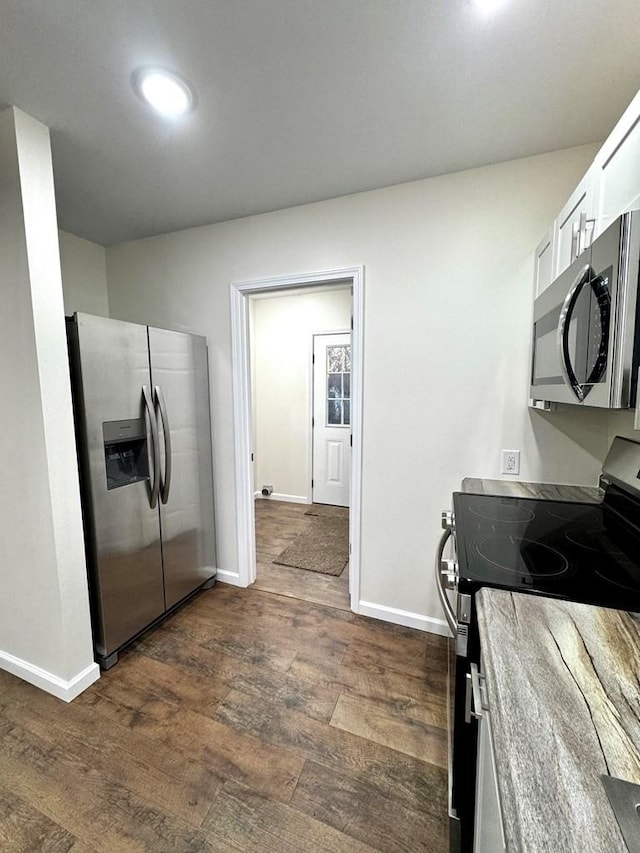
xmin=148 ymin=326 xmax=216 ymax=608
xmin=73 ymin=314 xmax=165 ymax=658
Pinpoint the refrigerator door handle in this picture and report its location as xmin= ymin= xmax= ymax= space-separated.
xmin=155 ymin=384 xmax=172 ymax=505
xmin=142 ymin=384 xmax=161 ymax=509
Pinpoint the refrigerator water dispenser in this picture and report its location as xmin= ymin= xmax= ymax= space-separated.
xmin=103 ymin=418 xmax=149 ymax=490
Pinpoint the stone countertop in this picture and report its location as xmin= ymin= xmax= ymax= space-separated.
xmin=476 ymin=588 xmax=640 ymax=852
xmin=462 ymin=477 xmax=603 ymax=503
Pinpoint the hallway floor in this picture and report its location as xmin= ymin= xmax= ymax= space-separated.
xmin=253 ymin=499 xmax=350 ymax=610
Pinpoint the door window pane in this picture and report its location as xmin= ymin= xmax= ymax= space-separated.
xmin=343 ymin=372 xmax=350 ymax=397
xmin=327 ymin=374 xmax=342 ymax=398
xmin=325 ymin=344 xmax=351 ymax=426
xmin=327 ymin=346 xmax=345 ymax=373
xmin=328 ymin=399 xmax=342 ymax=425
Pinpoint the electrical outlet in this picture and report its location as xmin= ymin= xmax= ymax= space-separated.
xmin=501 ymin=449 xmax=520 ymax=475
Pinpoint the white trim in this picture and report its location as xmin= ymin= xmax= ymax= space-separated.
xmin=216 ymin=568 xmax=242 ymax=586
xmin=230 ymin=283 xmax=257 ymax=586
xmin=349 ymin=268 xmax=364 ymax=613
xmin=255 ymin=493 xmax=311 ymax=504
xmin=358 ymin=600 xmax=452 ymax=637
xmin=0 ymin=650 xmax=100 ymax=702
xmin=311 ymin=330 xmax=351 ymax=508
xmin=230 ymin=266 xmax=364 ymax=612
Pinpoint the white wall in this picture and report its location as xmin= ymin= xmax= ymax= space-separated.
xmin=251 ymin=287 xmax=352 ymax=502
xmin=58 ymin=229 xmax=109 ymax=316
xmin=106 ymin=143 xmax=604 ymax=629
xmin=0 ymin=107 xmax=98 ymax=698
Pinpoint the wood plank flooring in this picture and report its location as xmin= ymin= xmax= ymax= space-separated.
xmin=253 ymin=499 xmax=350 ymax=610
xmin=0 ymin=584 xmax=448 ymax=852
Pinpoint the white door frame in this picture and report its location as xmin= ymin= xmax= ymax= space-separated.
xmin=230 ymin=266 xmax=364 ymax=614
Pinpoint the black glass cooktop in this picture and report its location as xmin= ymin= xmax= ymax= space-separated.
xmin=452 ymin=490 xmax=640 ymax=611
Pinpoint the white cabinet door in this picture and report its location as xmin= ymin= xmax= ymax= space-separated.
xmin=591 ymin=89 xmax=640 ymax=239
xmin=312 ymin=333 xmax=351 ymax=507
xmin=531 ymin=88 xmax=640 ymax=317
xmin=533 ymin=228 xmax=554 ymax=296
xmin=554 ymin=175 xmax=596 ymax=279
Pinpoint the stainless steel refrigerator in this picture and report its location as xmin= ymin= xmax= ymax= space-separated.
xmin=67 ymin=312 xmax=217 ymax=669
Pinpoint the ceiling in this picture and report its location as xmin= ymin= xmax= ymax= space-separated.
xmin=2 ymin=1 xmax=640 ymax=246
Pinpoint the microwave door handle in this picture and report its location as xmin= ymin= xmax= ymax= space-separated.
xmin=142 ymin=384 xmax=161 ymax=509
xmin=584 ymin=273 xmax=611 ymax=388
xmin=557 ymin=264 xmax=592 ymax=402
xmin=154 ymin=385 xmax=172 ymax=505
xmin=435 ymin=528 xmax=457 ymax=636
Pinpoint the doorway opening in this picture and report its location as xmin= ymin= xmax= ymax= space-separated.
xmin=230 ymin=267 xmax=364 ymax=613
xmin=251 ymin=298 xmax=350 ymax=608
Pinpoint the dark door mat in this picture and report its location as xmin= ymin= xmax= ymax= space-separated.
xmin=305 ymin=503 xmax=349 ymax=519
xmin=273 ymin=516 xmax=349 ymax=576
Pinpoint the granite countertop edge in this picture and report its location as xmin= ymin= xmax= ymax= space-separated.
xmin=476 ymin=588 xmax=640 ymax=852
xmin=462 ymin=477 xmax=603 ymax=502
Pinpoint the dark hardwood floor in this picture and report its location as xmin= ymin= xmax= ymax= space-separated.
xmin=253 ymin=499 xmax=350 ymax=610
xmin=0 ymin=584 xmax=448 ymax=851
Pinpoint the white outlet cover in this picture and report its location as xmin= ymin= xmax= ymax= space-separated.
xmin=501 ymin=449 xmax=520 ymax=475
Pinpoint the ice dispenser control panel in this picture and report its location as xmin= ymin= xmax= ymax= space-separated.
xmin=103 ymin=419 xmax=149 ymax=490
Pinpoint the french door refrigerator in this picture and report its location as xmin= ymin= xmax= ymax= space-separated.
xmin=67 ymin=313 xmax=217 ymax=669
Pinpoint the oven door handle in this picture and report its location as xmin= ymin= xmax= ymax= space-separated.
xmin=556 ymin=263 xmax=592 ymax=402
xmin=435 ymin=528 xmax=457 ymax=636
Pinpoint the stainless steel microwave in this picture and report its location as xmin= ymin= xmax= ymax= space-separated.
xmin=530 ymin=211 xmax=640 ymax=409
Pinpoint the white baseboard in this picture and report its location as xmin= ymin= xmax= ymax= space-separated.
xmin=0 ymin=649 xmax=100 ymax=702
xmin=358 ymin=600 xmax=452 ymax=637
xmin=254 ymin=492 xmax=311 ymax=504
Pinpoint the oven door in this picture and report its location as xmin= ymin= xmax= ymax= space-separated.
xmin=436 ymin=523 xmax=481 ymax=853
xmin=447 ymin=629 xmax=463 ymax=852
xmin=531 ymin=250 xmax=610 ymax=406
xmin=436 ymin=526 xmax=464 ymax=851
xmin=530 ymin=215 xmax=633 ymax=409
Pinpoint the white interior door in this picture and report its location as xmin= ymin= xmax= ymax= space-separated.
xmin=312 ymin=333 xmax=351 ymax=507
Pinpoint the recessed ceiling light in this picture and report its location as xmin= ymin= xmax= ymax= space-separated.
xmin=133 ymin=68 xmax=195 ymax=118
xmin=473 ymin=0 xmax=507 ymax=13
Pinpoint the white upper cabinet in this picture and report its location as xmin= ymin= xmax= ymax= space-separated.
xmin=535 ymin=88 xmax=640 ymax=294
xmin=553 ymin=174 xmax=597 ymax=277
xmin=533 ymin=228 xmax=554 ymax=297
xmin=591 ymin=89 xmax=640 ymax=238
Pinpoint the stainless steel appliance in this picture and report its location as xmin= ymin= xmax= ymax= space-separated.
xmin=67 ymin=313 xmax=217 ymax=669
xmin=436 ymin=436 xmax=640 ymax=853
xmin=530 ymin=211 xmax=640 ymax=410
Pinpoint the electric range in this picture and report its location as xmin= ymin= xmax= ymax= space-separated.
xmin=438 ymin=436 xmax=640 ymax=853
xmin=453 ymin=489 xmax=640 ymax=611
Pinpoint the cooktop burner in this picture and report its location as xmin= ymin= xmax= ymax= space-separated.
xmin=452 ymin=491 xmax=640 ymax=611
xmin=548 ymin=504 xmax=601 ymax=524
xmin=474 ymin=536 xmax=572 ymax=580
xmin=468 ymin=503 xmax=535 ymax=524
xmin=565 ymin=527 xmax=603 ymax=551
